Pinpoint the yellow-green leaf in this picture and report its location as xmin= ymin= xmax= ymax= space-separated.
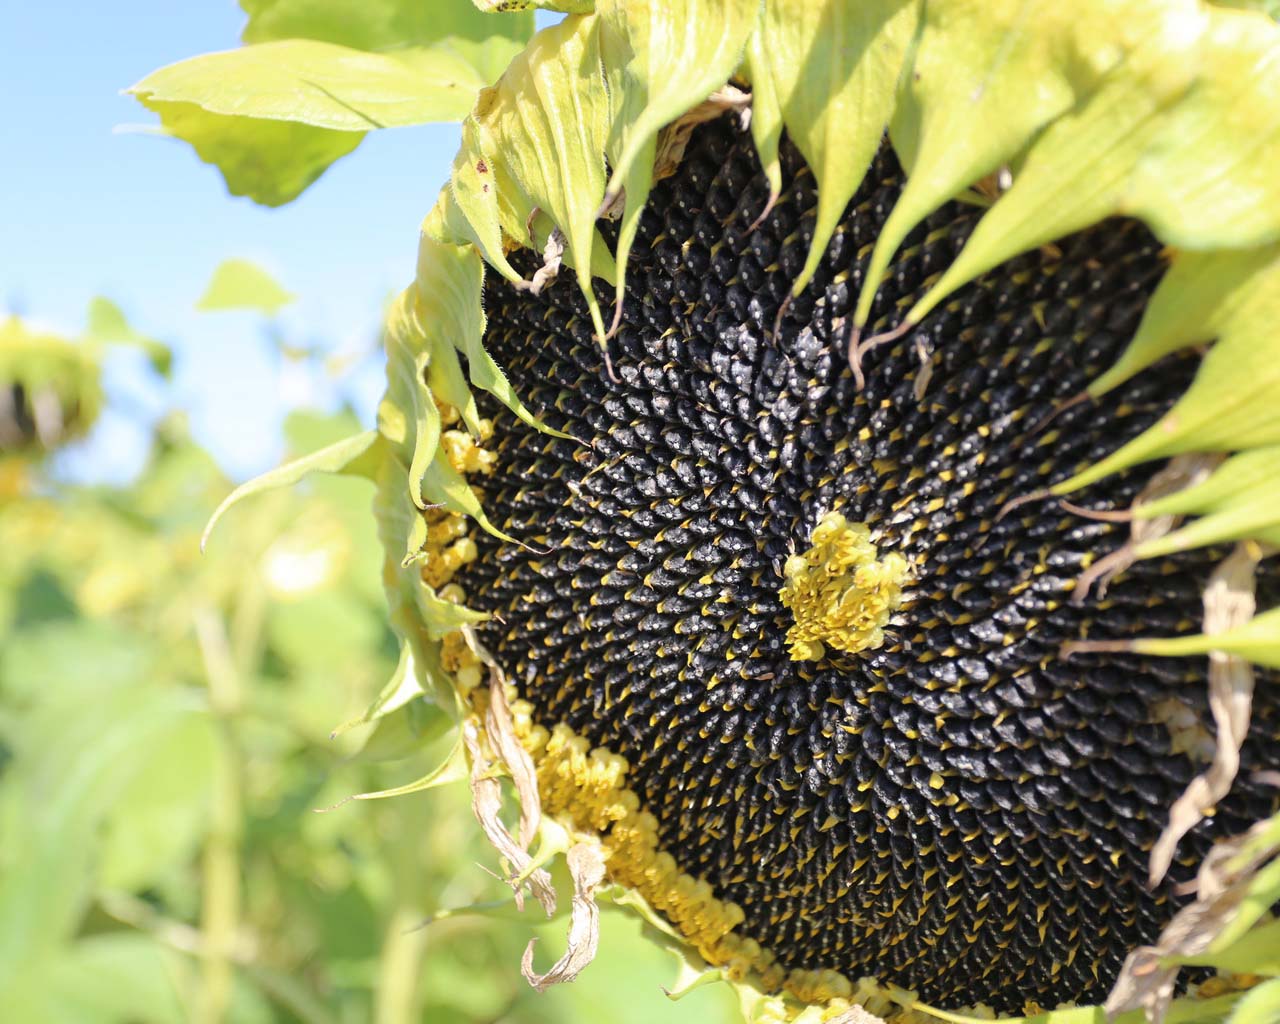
xmin=1228 ymin=979 xmax=1280 ymax=1024
xmin=751 ymin=0 xmax=918 ymax=297
xmin=1089 ymin=245 xmax=1280 ymax=398
xmin=1177 ymin=918 xmax=1280 ymax=976
xmin=348 ymin=732 xmax=468 ymax=801
xmin=196 ymin=258 xmax=295 ymax=314
xmin=1131 ymin=605 xmax=1280 ymax=669
xmin=598 ymin=0 xmax=757 ymax=330
xmin=1132 ymin=448 xmax=1280 ymax=559
xmin=469 ymin=14 xmax=611 ymax=340
xmin=242 ymin=0 xmax=534 ymax=72
xmin=201 ymin=430 xmax=380 ymax=551
xmin=853 ymin=0 xmax=1112 ymax=331
xmin=132 ymin=103 xmax=363 ymax=207
xmin=905 ymin=3 xmax=1280 ymax=327
xmin=131 ymin=40 xmax=488 ymax=132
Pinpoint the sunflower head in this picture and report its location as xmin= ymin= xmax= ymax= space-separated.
xmin=0 ymin=316 xmax=103 ymax=469
xmin=187 ymin=2 xmax=1280 ymax=1022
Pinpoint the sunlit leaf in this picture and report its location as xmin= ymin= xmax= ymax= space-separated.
xmin=905 ymin=4 xmax=1280 ymax=327
xmin=348 ymin=731 xmax=468 ymax=801
xmin=202 ymin=429 xmax=380 ymax=551
xmin=751 ymin=0 xmax=918 ymax=297
xmin=196 ymin=258 xmax=295 ymax=314
xmin=1227 ymin=977 xmax=1280 ymax=1024
xmin=85 ymin=297 xmax=172 ymax=376
xmin=467 ymin=14 xmax=611 ymax=339
xmin=598 ymin=0 xmax=757 ymax=331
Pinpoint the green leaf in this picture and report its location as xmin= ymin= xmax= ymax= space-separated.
xmin=348 ymin=731 xmax=468 ymax=801
xmin=196 ymin=258 xmax=296 ymax=314
xmin=131 ymin=40 xmax=489 ymax=132
xmin=1132 ymin=605 xmax=1280 ymax=669
xmin=128 ymin=34 xmax=502 ymax=206
xmin=374 ymin=459 xmax=488 ymax=643
xmin=1088 ymin=245 xmax=1280 ymax=399
xmin=1131 ymin=447 xmax=1280 ymax=559
xmin=1178 ymin=918 xmax=1280 ymax=976
xmin=332 ymin=641 xmax=423 ymax=737
xmin=905 ymin=4 xmax=1280 ymax=327
xmin=85 ymin=297 xmax=172 ymax=376
xmin=467 ymin=14 xmax=612 ymax=340
xmin=598 ymin=0 xmax=756 ymax=333
xmin=131 ymin=98 xmax=364 ymax=207
xmin=751 ymin=0 xmax=918 ymax=297
xmin=202 ymin=430 xmax=380 ymax=551
xmin=853 ymin=1 xmax=1104 ymax=331
xmin=1228 ymin=978 xmax=1280 ymax=1024
xmin=242 ymin=0 xmax=534 ymax=63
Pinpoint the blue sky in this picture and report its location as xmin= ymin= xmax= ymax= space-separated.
xmin=1 ymin=2 xmax=479 ymax=481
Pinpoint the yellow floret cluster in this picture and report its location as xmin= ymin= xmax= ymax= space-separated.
xmin=779 ymin=511 xmax=910 ymax=663
xmin=427 ymin=402 xmax=497 ymax=694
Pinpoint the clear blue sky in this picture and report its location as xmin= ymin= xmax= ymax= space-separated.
xmin=1 ymin=1 xmax=486 ymax=481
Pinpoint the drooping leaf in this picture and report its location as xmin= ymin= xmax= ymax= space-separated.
xmin=373 ymin=459 xmax=488 ymax=642
xmin=598 ymin=0 xmax=757 ymax=331
xmin=85 ymin=297 xmax=172 ymax=376
xmin=331 ymin=641 xmax=422 ymax=737
xmin=853 ymin=0 xmax=1112 ymax=331
xmin=201 ymin=430 xmax=380 ymax=550
xmin=904 ymin=3 xmax=1280 ymax=328
xmin=466 ymin=14 xmax=612 ymax=340
xmin=750 ymin=0 xmax=918 ymax=297
xmin=196 ymin=258 xmax=295 ymax=314
xmin=1130 ymin=448 xmax=1280 ymax=559
xmin=1088 ymin=245 xmax=1280 ymax=399
xmin=348 ymin=731 xmax=468 ymax=801
xmin=1128 ymin=605 xmax=1280 ymax=670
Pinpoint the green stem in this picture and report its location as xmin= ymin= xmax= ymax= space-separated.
xmin=194 ymin=606 xmax=244 ymax=1024
xmin=375 ymin=905 xmax=429 ymax=1024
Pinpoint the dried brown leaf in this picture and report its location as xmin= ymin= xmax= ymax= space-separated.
xmin=464 ymin=718 xmax=556 ymax=915
xmin=521 ymin=842 xmax=607 ymax=991
xmin=484 ymin=669 xmax=542 ymax=849
xmin=1106 ymin=817 xmax=1278 ymax=1024
xmin=827 ymin=1006 xmax=888 ymax=1024
xmin=652 ymin=86 xmax=750 ymax=186
xmin=1072 ymin=453 xmax=1222 ymax=604
xmin=1150 ymin=543 xmax=1260 ymax=887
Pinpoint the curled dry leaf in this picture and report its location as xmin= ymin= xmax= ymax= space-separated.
xmin=1072 ymin=453 xmax=1223 ymax=605
xmin=521 ymin=841 xmax=607 ymax=991
xmin=1149 ymin=542 xmax=1260 ymax=887
xmin=464 ymin=716 xmax=556 ymax=915
xmin=484 ymin=668 xmax=542 ymax=849
xmin=651 ymin=86 xmax=751 ymax=188
xmin=826 ymin=1006 xmax=888 ymax=1024
xmin=526 ymin=227 xmax=566 ymax=296
xmin=1105 ymin=816 xmax=1280 ymax=1024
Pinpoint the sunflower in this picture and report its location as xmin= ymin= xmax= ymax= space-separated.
xmin=193 ymin=2 xmax=1280 ymax=1022
xmin=0 ymin=317 xmax=104 ymax=496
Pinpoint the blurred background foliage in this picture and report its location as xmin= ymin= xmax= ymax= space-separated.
xmin=0 ymin=299 xmax=737 ymax=1023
